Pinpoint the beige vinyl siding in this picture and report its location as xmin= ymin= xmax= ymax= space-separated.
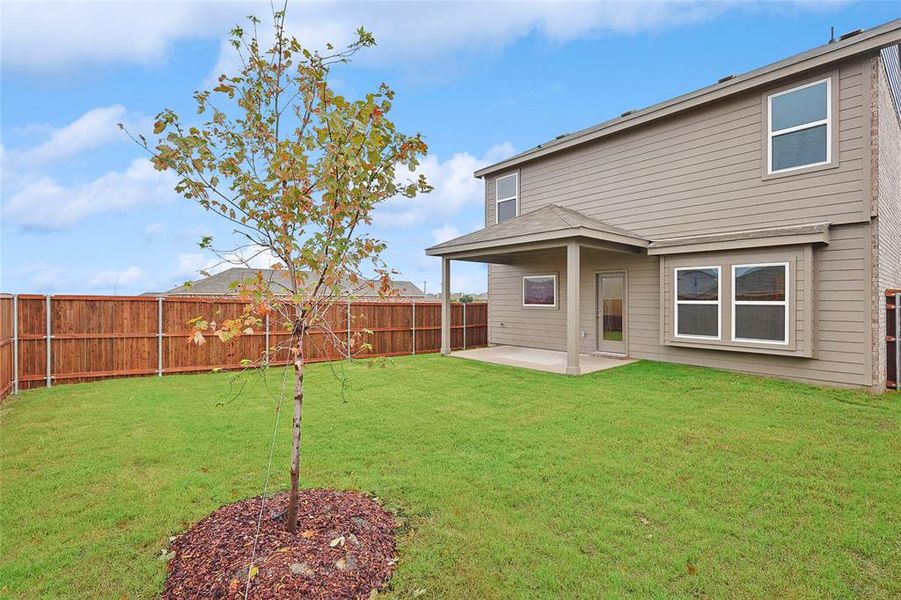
xmin=485 ymin=58 xmax=869 ymax=239
xmin=487 ymin=223 xmax=870 ymax=387
xmin=485 ymin=172 xmax=497 ymax=227
xmin=488 ymin=250 xmax=568 ymax=351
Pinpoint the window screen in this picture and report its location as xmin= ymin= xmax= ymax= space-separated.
xmin=733 ymin=264 xmax=788 ymax=343
xmin=496 ymin=173 xmax=518 ymax=224
xmin=768 ymin=79 xmax=830 ymax=173
xmin=675 ymin=267 xmax=720 ymax=338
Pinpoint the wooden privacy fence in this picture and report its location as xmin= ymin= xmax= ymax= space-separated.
xmin=888 ymin=289 xmax=900 ymax=390
xmin=0 ymin=294 xmax=487 ymax=398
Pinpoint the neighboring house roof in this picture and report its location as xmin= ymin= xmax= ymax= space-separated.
xmin=426 ymin=204 xmax=648 ymax=257
xmin=159 ymin=267 xmax=425 ymax=297
xmin=475 ymin=19 xmax=901 ymax=178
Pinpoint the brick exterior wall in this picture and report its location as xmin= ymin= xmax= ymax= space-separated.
xmin=873 ymin=54 xmax=901 ymax=388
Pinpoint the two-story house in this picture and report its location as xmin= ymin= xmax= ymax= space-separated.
xmin=427 ymin=19 xmax=901 ymax=390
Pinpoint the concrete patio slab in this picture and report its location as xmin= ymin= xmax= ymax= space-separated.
xmin=450 ymin=345 xmax=636 ymax=375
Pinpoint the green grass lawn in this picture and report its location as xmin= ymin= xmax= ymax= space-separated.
xmin=2 ymin=355 xmax=899 ymax=599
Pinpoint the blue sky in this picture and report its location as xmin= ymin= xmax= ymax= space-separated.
xmin=2 ymin=1 xmax=898 ymax=295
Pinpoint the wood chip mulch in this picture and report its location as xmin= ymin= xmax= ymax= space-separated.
xmin=162 ymin=489 xmax=397 ymax=599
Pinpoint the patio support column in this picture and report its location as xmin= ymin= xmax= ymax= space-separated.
xmin=441 ymin=257 xmax=451 ymax=355
xmin=566 ymin=241 xmax=581 ymax=375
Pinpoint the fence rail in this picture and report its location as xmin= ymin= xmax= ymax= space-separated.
xmin=0 ymin=294 xmax=487 ymax=399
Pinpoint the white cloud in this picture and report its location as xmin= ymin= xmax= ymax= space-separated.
xmin=374 ymin=142 xmax=514 ymax=229
xmin=6 ymin=105 xmax=149 ymax=166
xmin=174 ymin=252 xmax=215 ymax=279
xmin=15 ymin=262 xmax=151 ymax=294
xmin=3 ymin=1 xmax=835 ymax=73
xmin=87 ymin=266 xmax=144 ymax=290
xmin=1 ymin=1 xmax=249 ymax=70
xmin=203 ymin=2 xmax=741 ymax=81
xmin=431 ymin=224 xmax=461 ymax=245
xmin=3 ymin=158 xmax=179 ymax=230
xmin=17 ymin=263 xmax=70 ymax=292
xmin=143 ymin=222 xmax=165 ymax=242
xmin=174 ymin=246 xmax=282 ymax=279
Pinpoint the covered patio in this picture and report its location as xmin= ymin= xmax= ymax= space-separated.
xmin=426 ymin=204 xmax=649 ymax=375
xmin=450 ymin=345 xmax=636 ymax=375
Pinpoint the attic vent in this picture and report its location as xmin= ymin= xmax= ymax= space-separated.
xmin=718 ymin=74 xmax=735 ymax=83
xmin=620 ymin=109 xmax=636 ymax=117
xmin=555 ymin=133 xmax=569 ymax=140
xmin=839 ymin=28 xmax=863 ymax=41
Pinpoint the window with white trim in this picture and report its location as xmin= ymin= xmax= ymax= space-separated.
xmin=496 ymin=173 xmax=518 ymax=223
xmin=522 ymin=275 xmax=556 ymax=307
xmin=674 ymin=267 xmax=720 ymax=339
xmin=767 ymin=78 xmax=831 ymax=174
xmin=732 ymin=263 xmax=789 ymax=344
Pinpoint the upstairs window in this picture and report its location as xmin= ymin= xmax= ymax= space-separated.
xmin=767 ymin=78 xmax=831 ymax=174
xmin=674 ymin=267 xmax=720 ymax=339
xmin=732 ymin=263 xmax=789 ymax=344
xmin=496 ymin=173 xmax=518 ymax=223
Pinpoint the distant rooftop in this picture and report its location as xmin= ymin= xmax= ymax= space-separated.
xmin=151 ymin=267 xmax=425 ymax=298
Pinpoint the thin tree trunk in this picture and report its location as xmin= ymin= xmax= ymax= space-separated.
xmin=286 ymin=332 xmax=304 ymax=533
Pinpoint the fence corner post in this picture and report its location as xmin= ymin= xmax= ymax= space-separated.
xmin=45 ymin=294 xmax=52 ymax=388
xmin=12 ymin=294 xmax=18 ymax=395
xmin=411 ymin=301 xmax=416 ymax=356
xmin=157 ymin=297 xmax=164 ymax=377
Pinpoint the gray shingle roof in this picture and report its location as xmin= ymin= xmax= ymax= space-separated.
xmin=649 ymin=222 xmax=831 ymax=249
xmin=160 ymin=267 xmax=424 ymax=298
xmin=426 ymin=205 xmax=647 ymax=256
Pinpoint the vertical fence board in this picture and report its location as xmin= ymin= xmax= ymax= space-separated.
xmin=0 ymin=296 xmax=12 ymax=399
xmin=0 ymin=294 xmax=487 ymax=395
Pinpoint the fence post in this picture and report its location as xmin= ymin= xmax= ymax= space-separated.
xmin=12 ymin=295 xmax=18 ymax=395
xmin=346 ymin=301 xmax=352 ymax=359
xmin=264 ymin=313 xmax=270 ymax=365
xmin=896 ymin=292 xmax=900 ymax=390
xmin=411 ymin=302 xmax=416 ymax=355
xmin=157 ymin=297 xmax=164 ymax=377
xmin=45 ymin=295 xmax=52 ymax=388
xmin=462 ymin=303 xmax=467 ymax=350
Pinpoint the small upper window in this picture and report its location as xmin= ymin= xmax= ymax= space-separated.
xmin=496 ymin=173 xmax=518 ymax=224
xmin=674 ymin=267 xmax=720 ymax=339
xmin=523 ymin=275 xmax=556 ymax=307
xmin=767 ymin=79 xmax=831 ymax=174
xmin=732 ymin=263 xmax=789 ymax=344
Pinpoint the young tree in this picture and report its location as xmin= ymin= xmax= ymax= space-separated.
xmin=124 ymin=9 xmax=430 ymax=532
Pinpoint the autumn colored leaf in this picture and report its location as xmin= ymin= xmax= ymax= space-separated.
xmin=120 ymin=11 xmax=430 ymax=540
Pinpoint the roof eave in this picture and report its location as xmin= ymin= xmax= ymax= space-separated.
xmin=474 ymin=19 xmax=901 ymax=178
xmin=426 ymin=225 xmax=648 ymax=257
xmin=647 ymin=222 xmax=831 ymax=255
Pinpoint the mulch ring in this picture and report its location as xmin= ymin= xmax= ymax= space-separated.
xmin=162 ymin=489 xmax=397 ymax=599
